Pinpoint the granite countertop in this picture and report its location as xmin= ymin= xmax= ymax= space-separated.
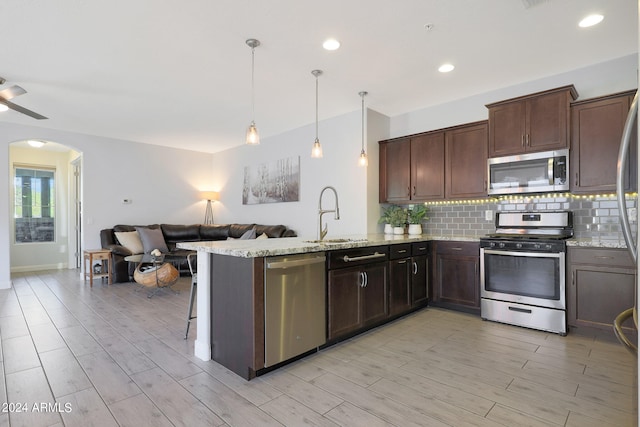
xmin=177 ymin=233 xmax=480 ymax=258
xmin=177 ymin=234 xmax=631 ymax=257
xmin=566 ymin=238 xmax=629 ymax=249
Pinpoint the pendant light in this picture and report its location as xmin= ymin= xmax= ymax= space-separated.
xmin=358 ymin=91 xmax=368 ymax=167
xmin=245 ymin=38 xmax=260 ymax=145
xmin=311 ymin=69 xmax=323 ymax=158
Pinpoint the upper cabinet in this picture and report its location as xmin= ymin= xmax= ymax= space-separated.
xmin=570 ymin=90 xmax=637 ymax=194
xmin=379 ymin=121 xmax=486 ymax=203
xmin=445 ymin=122 xmax=488 ymax=199
xmin=486 ymin=85 xmax=577 ymax=157
xmin=379 ymin=131 xmax=445 ymax=203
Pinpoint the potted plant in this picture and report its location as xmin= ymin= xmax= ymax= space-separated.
xmin=379 ymin=205 xmax=401 ymax=234
xmin=407 ymin=205 xmax=428 ymax=235
xmin=388 ymin=206 xmax=408 ymax=235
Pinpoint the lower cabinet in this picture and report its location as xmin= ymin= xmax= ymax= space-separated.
xmin=567 ymin=247 xmax=636 ymax=332
xmin=389 ymin=242 xmax=430 ymax=317
xmin=432 ymin=241 xmax=480 ymax=314
xmin=327 ymin=247 xmax=389 ymax=341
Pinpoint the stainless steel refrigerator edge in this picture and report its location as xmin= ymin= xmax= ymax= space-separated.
xmin=615 ymin=88 xmax=639 ymax=354
xmin=264 ymin=253 xmax=326 ymax=367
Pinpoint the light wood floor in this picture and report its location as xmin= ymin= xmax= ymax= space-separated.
xmin=0 ymin=269 xmax=637 ymax=427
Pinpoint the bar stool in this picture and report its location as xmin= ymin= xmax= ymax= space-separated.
xmin=185 ymin=252 xmax=197 ymax=339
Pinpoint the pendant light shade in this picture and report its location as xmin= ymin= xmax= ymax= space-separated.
xmin=358 ymin=91 xmax=368 ymax=167
xmin=311 ymin=69 xmax=323 ymax=158
xmin=245 ymin=38 xmax=260 ymax=145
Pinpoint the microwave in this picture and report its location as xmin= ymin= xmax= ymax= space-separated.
xmin=488 ymin=149 xmax=569 ymax=195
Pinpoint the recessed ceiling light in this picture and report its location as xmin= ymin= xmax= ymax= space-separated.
xmin=322 ymin=39 xmax=340 ymax=51
xmin=438 ymin=63 xmax=455 ymax=73
xmin=0 ymin=104 xmax=8 ymax=112
xmin=579 ymin=14 xmax=604 ymax=28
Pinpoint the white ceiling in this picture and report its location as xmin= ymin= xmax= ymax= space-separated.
xmin=0 ymin=0 xmax=637 ymax=154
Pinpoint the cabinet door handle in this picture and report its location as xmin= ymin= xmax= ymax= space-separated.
xmin=526 ymin=134 xmax=530 ymax=146
xmin=413 ymin=186 xmax=416 ymax=196
xmin=343 ymin=252 xmax=386 ymax=262
xmin=521 ymin=135 xmax=525 ymax=147
xmin=575 ymin=172 xmax=578 ymax=187
xmin=412 ymin=261 xmax=418 ymax=275
xmin=407 ymin=186 xmax=411 ymax=197
xmin=398 ymin=249 xmax=407 ymax=254
xmin=594 ymin=256 xmax=614 ymax=260
xmin=451 ymin=247 xmax=463 ymax=251
xmin=358 ymin=272 xmax=365 ymax=287
xmin=571 ymin=271 xmax=574 ymax=286
xmin=363 ymin=271 xmax=368 ymax=288
xmin=397 ymin=260 xmax=408 ymax=264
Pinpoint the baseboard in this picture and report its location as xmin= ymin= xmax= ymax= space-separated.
xmin=10 ymin=263 xmax=69 ymax=273
xmin=0 ymin=280 xmax=12 ymax=289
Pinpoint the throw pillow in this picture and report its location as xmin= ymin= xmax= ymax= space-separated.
xmin=239 ymin=228 xmax=257 ymax=240
xmin=136 ymin=227 xmax=169 ymax=254
xmin=256 ymin=233 xmax=269 ymax=240
xmin=114 ymin=231 xmax=144 ymax=254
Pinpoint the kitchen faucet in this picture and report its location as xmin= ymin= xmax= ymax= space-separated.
xmin=318 ymin=186 xmax=340 ymax=241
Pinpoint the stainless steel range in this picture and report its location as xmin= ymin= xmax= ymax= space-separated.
xmin=480 ymin=211 xmax=573 ymax=335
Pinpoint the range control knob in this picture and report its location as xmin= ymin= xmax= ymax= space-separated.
xmin=499 ymin=242 xmax=506 ymax=249
xmin=516 ymin=243 xmax=523 ymax=249
xmin=534 ymin=243 xmax=541 ymax=249
xmin=545 ymin=244 xmax=553 ymax=250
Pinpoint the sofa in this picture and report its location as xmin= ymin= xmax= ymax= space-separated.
xmin=100 ymin=223 xmax=296 ymax=283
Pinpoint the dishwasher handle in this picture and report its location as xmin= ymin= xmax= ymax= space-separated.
xmin=342 ymin=252 xmax=386 ymax=263
xmin=266 ymin=255 xmax=326 ymax=270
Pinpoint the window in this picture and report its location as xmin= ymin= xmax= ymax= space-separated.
xmin=14 ymin=166 xmax=56 ymax=243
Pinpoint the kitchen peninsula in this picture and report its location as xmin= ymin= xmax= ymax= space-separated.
xmin=178 ymin=234 xmax=477 ymax=379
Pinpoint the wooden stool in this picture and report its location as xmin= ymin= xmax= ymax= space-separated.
xmin=84 ymin=249 xmax=112 ymax=287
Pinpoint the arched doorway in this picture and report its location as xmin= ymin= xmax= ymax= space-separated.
xmin=9 ymin=140 xmax=82 ymax=273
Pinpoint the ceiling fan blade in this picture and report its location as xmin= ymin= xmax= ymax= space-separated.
xmin=0 ymin=85 xmax=27 ymax=101
xmin=1 ymin=100 xmax=48 ymax=120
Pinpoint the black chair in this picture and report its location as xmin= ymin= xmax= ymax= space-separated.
xmin=184 ymin=253 xmax=197 ymax=339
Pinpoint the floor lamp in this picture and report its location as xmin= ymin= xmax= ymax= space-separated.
xmin=200 ymin=191 xmax=219 ymax=224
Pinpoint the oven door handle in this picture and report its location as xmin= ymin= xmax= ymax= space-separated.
xmin=483 ymin=249 xmax=562 ymax=258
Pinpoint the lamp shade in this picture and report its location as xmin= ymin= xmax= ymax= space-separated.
xmin=200 ymin=191 xmax=219 ymax=201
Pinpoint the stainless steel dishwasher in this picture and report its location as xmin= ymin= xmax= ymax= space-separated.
xmin=264 ymin=252 xmax=326 ymax=367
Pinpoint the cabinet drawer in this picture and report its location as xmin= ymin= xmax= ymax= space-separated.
xmin=412 ymin=242 xmax=430 ymax=256
xmin=568 ymin=247 xmax=634 ymax=268
xmin=389 ymin=244 xmax=411 ymax=260
xmin=328 ymin=246 xmax=389 ymax=269
xmin=435 ymin=241 xmax=479 ymax=256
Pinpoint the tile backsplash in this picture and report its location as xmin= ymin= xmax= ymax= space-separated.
xmin=403 ymin=194 xmax=637 ymax=245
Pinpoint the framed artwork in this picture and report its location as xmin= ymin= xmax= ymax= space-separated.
xmin=242 ymin=156 xmax=300 ymax=205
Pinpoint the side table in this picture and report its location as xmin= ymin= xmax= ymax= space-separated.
xmin=84 ymin=249 xmax=112 ymax=287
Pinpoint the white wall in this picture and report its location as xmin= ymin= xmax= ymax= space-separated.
xmin=9 ymin=145 xmax=79 ymax=271
xmin=211 ymin=109 xmax=388 ymax=239
xmin=391 ymin=54 xmax=638 ymax=138
xmin=0 ymin=123 xmax=213 ymax=288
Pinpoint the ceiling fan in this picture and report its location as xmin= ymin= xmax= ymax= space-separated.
xmin=0 ymin=77 xmax=47 ymax=120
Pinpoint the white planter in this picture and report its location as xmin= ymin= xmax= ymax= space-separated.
xmin=384 ymin=223 xmax=393 ymax=234
xmin=393 ymin=226 xmax=405 ymax=235
xmin=408 ymin=224 xmax=422 ymax=235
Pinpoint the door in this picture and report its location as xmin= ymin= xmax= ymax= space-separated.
xmin=361 ymin=262 xmax=388 ymax=325
xmin=328 ymin=267 xmax=361 ymax=340
xmin=411 ymin=132 xmax=445 ymax=200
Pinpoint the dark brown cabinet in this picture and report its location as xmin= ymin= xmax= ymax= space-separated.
xmin=379 ymin=132 xmax=445 ymax=203
xmin=445 ymin=122 xmax=488 ymax=199
xmin=327 ymin=247 xmax=389 ymax=341
xmin=389 ymin=242 xmax=430 ymax=317
xmin=571 ymin=90 xmax=637 ymax=193
xmin=379 ymin=121 xmax=486 ymax=202
xmin=567 ymin=247 xmax=636 ymax=333
xmin=389 ymin=244 xmax=412 ymax=316
xmin=432 ymin=241 xmax=480 ymax=314
xmin=487 ymin=85 xmax=577 ymax=157
xmin=410 ymin=242 xmax=430 ymax=307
